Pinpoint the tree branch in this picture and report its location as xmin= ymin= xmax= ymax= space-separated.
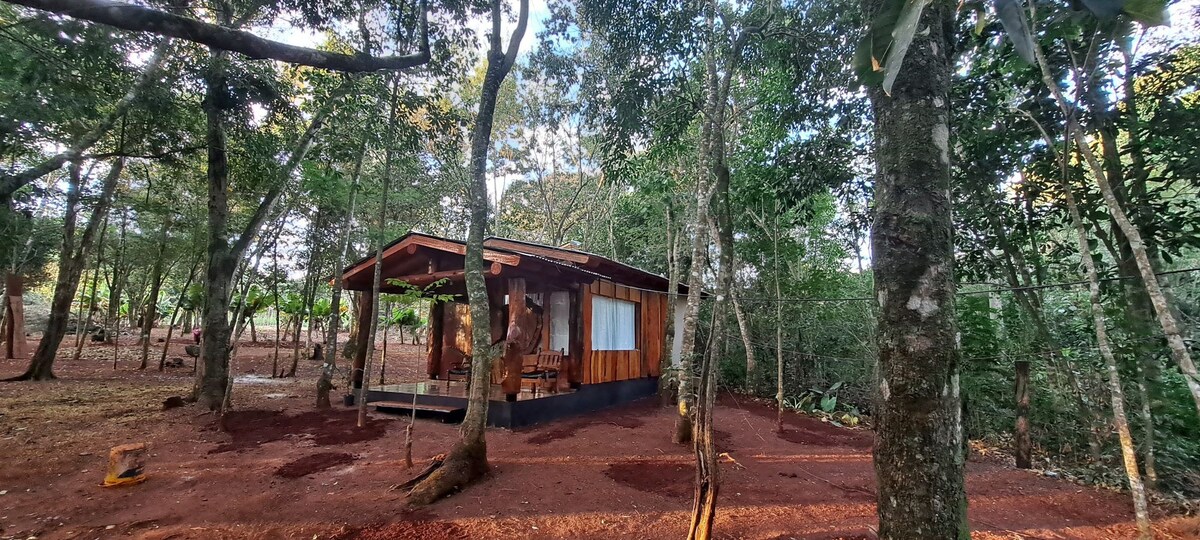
xmin=501 ymin=0 xmax=529 ymax=70
xmin=228 ymin=79 xmax=354 ymax=260
xmin=0 ymin=38 xmax=170 ymax=201
xmin=5 ymin=0 xmax=431 ymax=73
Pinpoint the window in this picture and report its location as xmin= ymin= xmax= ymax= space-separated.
xmin=549 ymin=292 xmax=570 ymax=354
xmin=591 ymin=296 xmax=636 ymax=350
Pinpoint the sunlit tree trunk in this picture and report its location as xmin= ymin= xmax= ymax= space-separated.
xmin=1061 ymin=169 xmax=1153 ymax=540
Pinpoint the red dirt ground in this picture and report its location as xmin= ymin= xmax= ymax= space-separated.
xmin=1 ymin=329 xmax=1197 ymax=539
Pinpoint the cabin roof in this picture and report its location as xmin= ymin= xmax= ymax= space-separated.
xmin=340 ymin=231 xmax=685 ymax=294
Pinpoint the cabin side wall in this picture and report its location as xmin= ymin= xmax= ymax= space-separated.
xmin=581 ymin=279 xmax=668 ymax=384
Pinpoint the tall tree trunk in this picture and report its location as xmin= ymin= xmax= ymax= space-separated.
xmin=10 ymin=159 xmax=124 ymax=381
xmin=193 ymin=44 xmax=348 ymax=408
xmin=863 ymin=0 xmax=966 ymax=537
xmin=357 ymin=77 xmax=399 ymax=428
xmin=1061 ymin=169 xmax=1153 ymax=540
xmin=72 ymin=211 xmax=108 ymax=362
xmin=193 ymin=47 xmax=236 ymax=409
xmin=139 ymin=217 xmax=170 ymax=369
xmin=405 ymin=0 xmax=528 ymax=506
xmin=272 ymin=242 xmax=282 ymax=378
xmin=660 ymin=200 xmax=680 ymax=399
xmin=772 ymin=204 xmax=784 ymax=433
xmin=1026 ymin=15 xmax=1200 ymax=418
xmin=318 ymin=134 xmax=365 ymax=408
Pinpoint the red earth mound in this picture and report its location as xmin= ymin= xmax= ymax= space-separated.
xmin=275 ymin=452 xmax=357 ymax=478
xmin=212 ymin=408 xmax=387 ymax=453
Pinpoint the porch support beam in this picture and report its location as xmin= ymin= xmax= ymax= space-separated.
xmin=426 ymin=301 xmax=444 ymax=379
xmin=501 ymin=278 xmax=527 ymax=401
xmin=351 ymin=289 xmax=373 ymax=390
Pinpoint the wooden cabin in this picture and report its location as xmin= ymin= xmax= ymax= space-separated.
xmin=339 ymin=232 xmax=685 ymax=426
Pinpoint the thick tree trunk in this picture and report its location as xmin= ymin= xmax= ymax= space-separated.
xmin=194 ymin=48 xmax=235 ymax=409
xmin=12 ymin=159 xmax=124 ymax=381
xmin=405 ymin=0 xmax=527 ymax=506
xmin=193 ymin=43 xmax=347 ymax=407
xmin=864 ymin=1 xmax=966 ymax=538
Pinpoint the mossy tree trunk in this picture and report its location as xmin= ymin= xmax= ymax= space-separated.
xmin=863 ymin=0 xmax=967 ymax=538
xmin=404 ymin=0 xmax=528 ymax=506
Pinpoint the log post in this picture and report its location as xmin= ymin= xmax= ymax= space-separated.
xmin=501 ymin=278 xmax=526 ymax=401
xmin=4 ymin=273 xmax=27 ymax=360
xmin=351 ymin=289 xmax=373 ymax=390
xmin=568 ymin=285 xmax=584 ymax=389
xmin=426 ymin=301 xmax=444 ymax=379
xmin=1014 ymin=359 xmax=1032 ymax=469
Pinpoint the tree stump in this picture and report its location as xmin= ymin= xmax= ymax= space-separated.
xmin=102 ymin=443 xmax=148 ymax=487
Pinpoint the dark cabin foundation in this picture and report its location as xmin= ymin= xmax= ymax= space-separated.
xmin=363 ymin=378 xmax=659 ymax=428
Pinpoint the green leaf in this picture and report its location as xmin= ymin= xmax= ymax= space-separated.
xmin=1123 ymin=0 xmax=1169 ymax=26
xmin=1079 ymin=0 xmax=1125 ymax=18
xmin=853 ymin=35 xmax=885 ymax=88
xmin=994 ymin=0 xmax=1036 ymax=63
xmin=882 ymin=0 xmax=933 ymax=95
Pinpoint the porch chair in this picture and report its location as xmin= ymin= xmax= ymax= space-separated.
xmin=521 ymin=349 xmax=563 ymax=394
xmin=446 ymin=358 xmax=471 ymax=382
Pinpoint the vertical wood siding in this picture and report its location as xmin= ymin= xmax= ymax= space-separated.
xmin=582 ymin=279 xmax=668 ymax=384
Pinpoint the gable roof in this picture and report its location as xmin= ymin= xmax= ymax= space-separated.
xmin=340 ymin=231 xmax=684 ymax=294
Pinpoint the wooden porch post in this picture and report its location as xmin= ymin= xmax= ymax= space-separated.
xmin=426 ymin=300 xmax=444 ymax=379
xmin=501 ymin=278 xmax=526 ymax=401
xmin=351 ymin=289 xmax=373 ymax=390
xmin=568 ymin=285 xmax=584 ymax=389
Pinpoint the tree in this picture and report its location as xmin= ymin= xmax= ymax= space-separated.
xmin=857 ymin=0 xmax=967 ymax=537
xmin=8 ymin=159 xmax=124 ymax=380
xmin=403 ymin=0 xmax=528 ymax=505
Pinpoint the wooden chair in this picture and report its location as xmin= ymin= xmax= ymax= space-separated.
xmin=446 ymin=358 xmax=471 ymax=382
xmin=521 ymin=349 xmax=563 ymax=394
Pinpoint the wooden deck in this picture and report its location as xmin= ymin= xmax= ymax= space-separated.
xmin=373 ymin=380 xmax=571 ymax=402
xmin=363 ymin=377 xmax=659 ymax=428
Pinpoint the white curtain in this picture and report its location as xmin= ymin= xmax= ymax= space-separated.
xmin=549 ymin=291 xmax=570 ymax=354
xmin=591 ymin=296 xmax=636 ymax=350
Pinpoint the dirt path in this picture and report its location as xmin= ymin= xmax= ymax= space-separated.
xmin=0 ymin=332 xmax=1196 ymax=539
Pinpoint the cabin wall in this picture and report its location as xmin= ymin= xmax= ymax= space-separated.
xmin=581 ymin=279 xmax=668 ymax=384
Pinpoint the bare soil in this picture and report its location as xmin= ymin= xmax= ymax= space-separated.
xmin=0 ymin=329 xmax=1197 ymax=539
